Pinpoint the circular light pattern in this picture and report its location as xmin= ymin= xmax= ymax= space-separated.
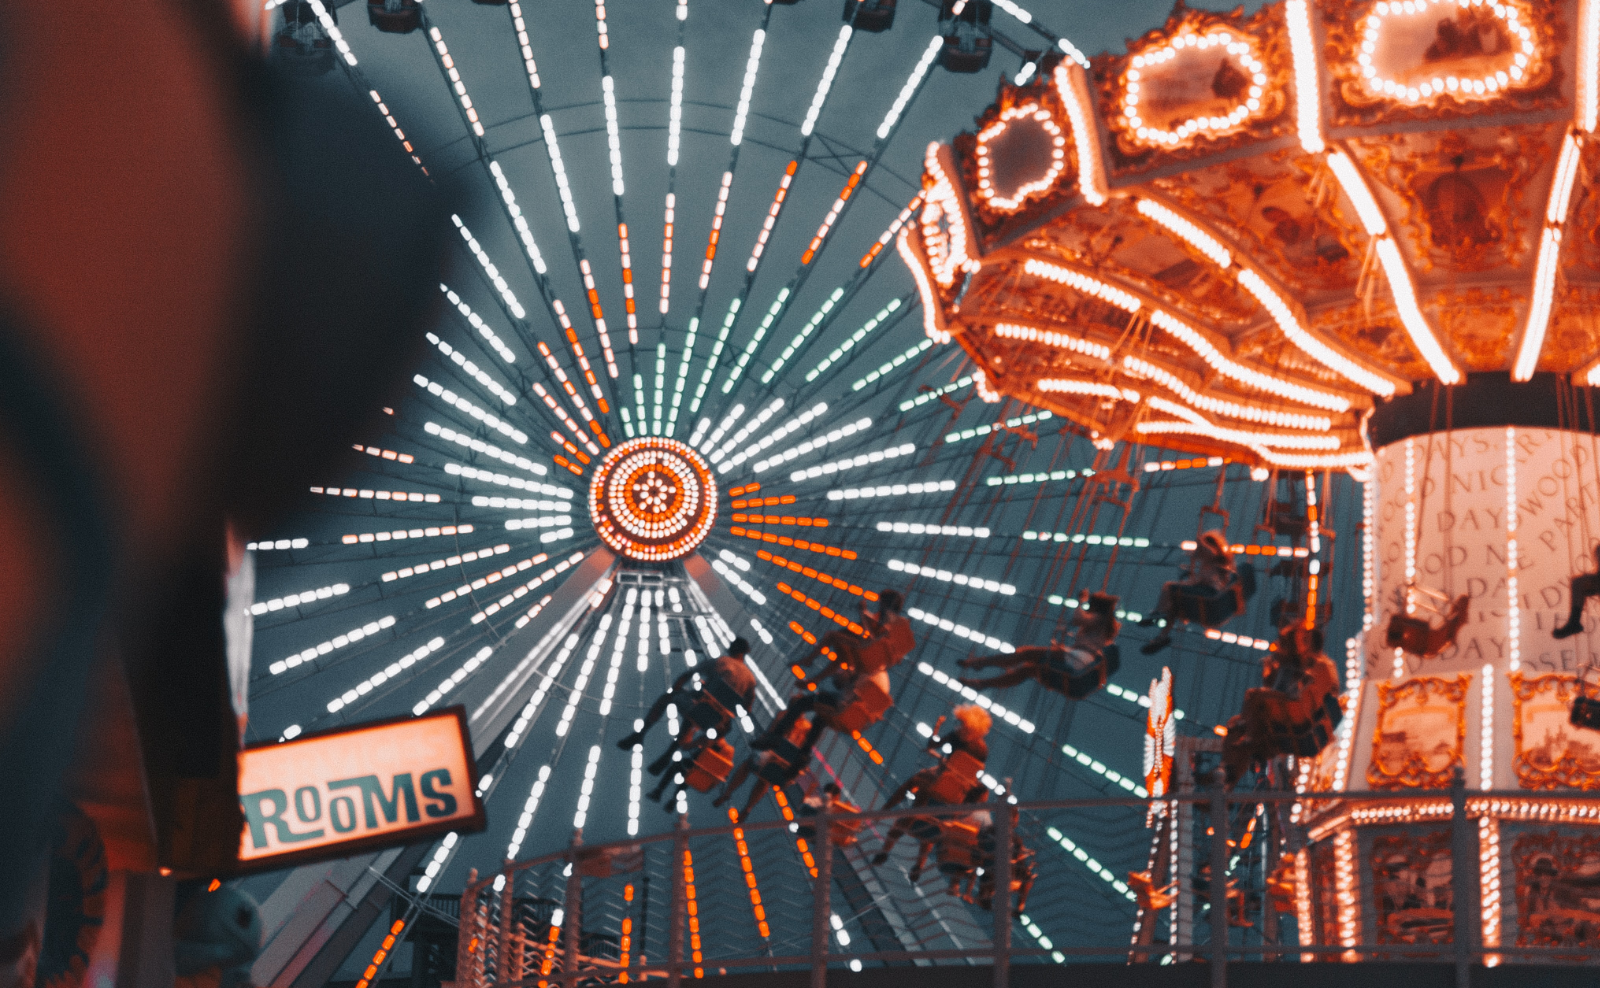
xmin=588 ymin=437 xmax=717 ymax=561
xmin=1358 ymin=0 xmax=1538 ymax=103
xmin=974 ymin=103 xmax=1068 ymax=213
xmin=1123 ymin=29 xmax=1269 ymax=146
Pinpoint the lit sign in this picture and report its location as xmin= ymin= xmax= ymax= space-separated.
xmin=236 ymin=707 xmax=485 ymax=869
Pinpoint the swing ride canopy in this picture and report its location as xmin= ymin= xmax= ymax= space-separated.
xmin=900 ymin=0 xmax=1600 ymax=471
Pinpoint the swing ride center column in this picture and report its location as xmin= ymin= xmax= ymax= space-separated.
xmin=1295 ymin=374 xmax=1600 ymax=962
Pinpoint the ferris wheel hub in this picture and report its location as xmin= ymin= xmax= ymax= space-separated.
xmin=588 ymin=437 xmax=718 ymax=562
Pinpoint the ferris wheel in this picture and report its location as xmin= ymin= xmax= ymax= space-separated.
xmin=239 ymin=1 xmax=1364 ymax=982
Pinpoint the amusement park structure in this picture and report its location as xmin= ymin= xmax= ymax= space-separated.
xmin=895 ymin=0 xmax=1600 ymax=967
xmin=215 ymin=0 xmax=1600 ymax=985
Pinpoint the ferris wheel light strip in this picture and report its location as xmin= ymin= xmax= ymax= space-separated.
xmin=792 ymin=442 xmax=916 ymax=482
xmin=745 ymin=162 xmax=797 ymax=275
xmin=310 ymin=485 xmax=442 ymax=504
xmin=1514 ymin=132 xmax=1583 ymax=381
xmin=801 ymin=161 xmax=868 ymax=266
xmin=532 ymin=383 xmax=601 ymax=455
xmin=327 ymin=636 xmax=444 ymax=714
xmin=753 ymin=416 xmax=871 ymax=473
xmin=269 ymin=615 xmax=397 ymax=675
xmin=765 ymin=288 xmax=845 ymax=381
xmin=381 ymin=543 xmax=512 ymax=583
xmin=1045 ymin=827 xmax=1139 ymax=901
xmin=666 ymin=317 xmax=699 ymax=437
xmin=889 ymin=559 xmax=1015 ymax=595
xmin=504 ymin=765 xmax=552 ymax=860
xmin=668 ymin=47 xmax=686 ymax=166
xmin=899 ymin=375 xmax=973 ymax=411
xmin=425 ymin=334 xmax=516 ymax=407
xmin=304 ymin=0 xmax=355 ymax=65
xmin=946 ymin=410 xmax=1054 ymax=445
xmin=428 ymin=28 xmax=484 ymax=137
xmin=727 ymin=528 xmax=857 ymax=560
xmin=508 ymin=1 xmax=543 ymax=89
xmin=860 ymin=195 xmax=925 ymax=271
xmin=725 ymin=289 xmax=793 ymax=389
xmin=700 ymin=172 xmax=734 ymax=290
xmin=536 ymin=341 xmax=607 ymax=429
xmin=547 ymin=301 xmax=606 ymax=403
xmin=575 ymin=259 xmax=619 ymax=378
xmin=487 ymin=161 xmax=550 ymax=277
xmin=915 ymin=662 xmax=1033 ymax=725
xmin=538 ymin=114 xmax=582 ymax=234
xmin=703 ymin=403 xmax=748 ymax=453
xmin=441 ymin=285 xmax=516 ymax=364
xmin=600 ymin=75 xmax=626 ymax=197
xmin=598 ymin=600 xmax=633 ymax=716
xmin=341 ymin=524 xmax=474 ymax=545
xmin=1061 ymin=740 xmax=1147 ymax=797
xmin=826 ymin=479 xmax=956 ymax=500
xmin=369 ymin=90 xmax=426 ymax=173
xmin=555 ymin=617 xmax=611 ymax=737
xmin=877 ymin=36 xmax=943 ymax=140
xmin=452 ymin=216 xmax=525 ymax=320
xmin=802 ymin=25 xmax=853 ymax=137
xmin=877 ymin=520 xmax=992 ymax=538
xmin=252 ymin=582 xmax=350 ymax=617
xmin=572 ymin=741 xmax=601 ymax=824
xmin=713 ymin=398 xmax=785 ymax=464
xmin=712 ymin=554 xmax=768 ymax=605
xmin=1285 ymin=0 xmax=1324 ymax=153
xmin=755 ymin=551 xmax=871 ymax=601
xmin=445 ymin=462 xmax=573 ymax=498
xmin=425 ymin=552 xmax=551 ymax=610
xmin=730 ymin=28 xmax=767 ymax=147
xmin=852 ymin=339 xmax=933 ymax=391
xmin=722 ymin=402 xmax=826 ymax=472
xmin=807 ymin=298 xmax=904 ymax=382
xmin=504 ymin=516 xmax=573 ymax=531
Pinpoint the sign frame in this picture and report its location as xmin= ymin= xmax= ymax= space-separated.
xmin=233 ymin=705 xmax=486 ymax=874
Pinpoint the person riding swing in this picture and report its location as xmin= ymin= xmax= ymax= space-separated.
xmin=957 ymin=593 xmax=1121 ymax=698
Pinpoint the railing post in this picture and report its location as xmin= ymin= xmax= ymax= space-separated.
xmin=497 ymin=866 xmax=517 ymax=984
xmin=992 ymin=798 xmax=1013 ymax=988
xmin=669 ymin=813 xmax=687 ymax=988
xmin=1449 ymin=768 xmax=1477 ymax=988
xmin=810 ymin=808 xmax=834 ymax=988
xmin=563 ymin=833 xmax=583 ymax=988
xmin=1209 ymin=768 xmax=1229 ymax=988
xmin=458 ymin=868 xmax=479 ymax=988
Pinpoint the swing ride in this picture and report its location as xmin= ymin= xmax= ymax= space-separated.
xmin=228 ymin=0 xmax=1600 ymax=982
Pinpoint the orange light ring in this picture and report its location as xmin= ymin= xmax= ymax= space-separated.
xmin=588 ymin=437 xmax=717 ymax=561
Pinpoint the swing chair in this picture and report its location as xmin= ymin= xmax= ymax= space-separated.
xmin=1383 ymin=585 xmax=1469 ymax=658
xmin=682 ymin=737 xmax=736 ymax=793
xmin=1173 ymin=473 xmax=1257 ymax=629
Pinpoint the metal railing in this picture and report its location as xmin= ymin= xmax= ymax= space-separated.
xmin=452 ymin=778 xmax=1600 ymax=988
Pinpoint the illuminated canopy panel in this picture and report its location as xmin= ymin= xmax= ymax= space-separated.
xmin=589 ymin=437 xmax=718 ymax=561
xmin=903 ymin=0 xmax=1600 ymax=470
